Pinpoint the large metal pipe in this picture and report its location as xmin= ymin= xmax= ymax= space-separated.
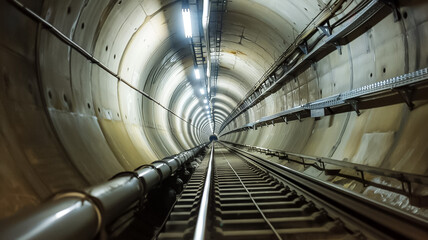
xmin=0 ymin=144 xmax=208 ymax=240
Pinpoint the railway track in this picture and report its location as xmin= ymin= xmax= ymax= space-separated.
xmin=157 ymin=142 xmax=428 ymax=239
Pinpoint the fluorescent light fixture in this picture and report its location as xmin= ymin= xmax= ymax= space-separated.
xmin=203 ymin=99 xmax=208 ymax=103
xmin=182 ymin=9 xmax=192 ymax=38
xmin=200 ymin=88 xmax=205 ymax=94
xmin=206 ymin=66 xmax=210 ymax=78
xmin=205 ymin=106 xmax=209 ymax=109
xmin=194 ymin=69 xmax=200 ymax=79
xmin=202 ymin=0 xmax=210 ymax=28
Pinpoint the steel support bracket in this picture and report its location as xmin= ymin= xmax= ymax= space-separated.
xmin=396 ymin=87 xmax=414 ymax=110
xmin=301 ymin=157 xmax=306 ymax=167
xmin=401 ymin=180 xmax=412 ymax=196
xmin=333 ymin=42 xmax=342 ymax=55
xmin=317 ymin=21 xmax=332 ymax=36
xmin=299 ymin=41 xmax=309 ymax=55
xmin=283 ymin=116 xmax=288 ymax=124
xmin=346 ymin=100 xmax=361 ymax=116
xmin=358 ymin=170 xmax=368 ymax=187
xmin=319 ymin=160 xmax=326 ymax=171
xmin=295 ymin=113 xmax=302 ymax=122
xmin=379 ymin=0 xmax=401 ymax=22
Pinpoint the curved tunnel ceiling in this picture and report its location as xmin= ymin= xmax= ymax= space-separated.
xmin=1 ymin=0 xmax=428 ymax=220
xmin=96 ymin=0 xmax=306 ymax=143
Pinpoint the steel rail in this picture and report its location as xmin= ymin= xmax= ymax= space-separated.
xmin=0 ymin=144 xmax=208 ymax=240
xmin=222 ymin=142 xmax=428 ymax=239
xmin=193 ymin=143 xmax=215 ymax=240
xmin=7 ymin=0 xmax=198 ymax=130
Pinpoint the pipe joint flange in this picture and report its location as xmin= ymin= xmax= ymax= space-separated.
xmin=109 ymin=171 xmax=139 ymax=180
xmin=135 ymin=165 xmax=162 ymax=191
xmin=150 ymin=163 xmax=164 ymax=180
xmin=162 ymin=159 xmax=174 ymax=172
xmin=52 ymin=190 xmax=105 ymax=235
xmin=152 ymin=161 xmax=172 ymax=180
xmin=172 ymin=156 xmax=182 ymax=170
xmin=109 ymin=171 xmax=144 ymax=193
xmin=134 ymin=164 xmax=154 ymax=171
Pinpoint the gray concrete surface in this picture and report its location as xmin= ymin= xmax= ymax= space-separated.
xmin=0 ymin=0 xmax=427 ymax=219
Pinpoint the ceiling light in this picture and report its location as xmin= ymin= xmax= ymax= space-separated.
xmin=203 ymin=99 xmax=208 ymax=103
xmin=202 ymin=0 xmax=210 ymax=28
xmin=194 ymin=69 xmax=200 ymax=79
xmin=205 ymin=106 xmax=209 ymax=109
xmin=206 ymin=66 xmax=210 ymax=78
xmin=182 ymin=9 xmax=192 ymax=38
xmin=200 ymin=88 xmax=205 ymax=94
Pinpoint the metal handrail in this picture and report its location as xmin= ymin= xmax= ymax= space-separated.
xmin=193 ymin=143 xmax=215 ymax=240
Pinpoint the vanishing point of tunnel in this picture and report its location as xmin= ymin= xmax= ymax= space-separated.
xmin=1 ymin=0 xmax=428 ymax=239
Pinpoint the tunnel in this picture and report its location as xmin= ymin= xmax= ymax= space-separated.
xmin=209 ymin=135 xmax=218 ymax=142
xmin=1 ymin=0 xmax=428 ymax=239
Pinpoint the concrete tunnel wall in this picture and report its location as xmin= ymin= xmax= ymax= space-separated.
xmin=0 ymin=0 xmax=427 ymax=220
xmin=221 ymin=0 xmax=428 ymax=176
